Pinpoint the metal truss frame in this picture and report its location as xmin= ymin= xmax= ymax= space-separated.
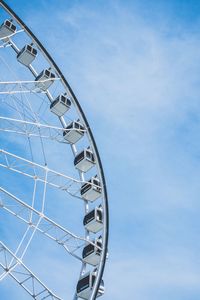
xmin=0 ymin=1 xmax=109 ymax=299
xmin=0 ymin=242 xmax=62 ymax=300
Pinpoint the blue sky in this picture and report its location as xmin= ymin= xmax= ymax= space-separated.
xmin=1 ymin=0 xmax=200 ymax=299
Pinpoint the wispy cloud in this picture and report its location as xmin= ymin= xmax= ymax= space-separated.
xmin=2 ymin=0 xmax=200 ymax=299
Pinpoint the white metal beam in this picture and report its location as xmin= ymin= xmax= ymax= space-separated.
xmin=0 ymin=241 xmax=63 ymax=300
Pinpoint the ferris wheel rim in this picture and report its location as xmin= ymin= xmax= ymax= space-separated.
xmin=0 ymin=1 xmax=109 ymax=299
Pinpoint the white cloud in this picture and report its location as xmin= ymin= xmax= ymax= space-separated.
xmin=2 ymin=1 xmax=200 ymax=299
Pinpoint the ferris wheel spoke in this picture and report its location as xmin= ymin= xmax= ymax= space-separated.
xmin=0 ymin=149 xmax=84 ymax=198
xmin=1 ymin=94 xmax=38 ymax=124
xmin=0 ymin=94 xmax=61 ymax=143
xmin=0 ymin=28 xmax=24 ymax=42
xmin=0 ymin=116 xmax=65 ymax=133
xmin=0 ymin=116 xmax=85 ymax=143
xmin=0 ymin=116 xmax=86 ymax=134
xmin=0 ymin=42 xmax=12 ymax=48
xmin=0 ymin=3 xmax=108 ymax=299
xmin=0 ymin=187 xmax=99 ymax=260
xmin=0 ymin=78 xmax=60 ymax=95
xmin=0 ymin=241 xmax=63 ymax=300
xmin=0 ymin=117 xmax=61 ymax=143
xmin=0 ymin=128 xmax=66 ymax=143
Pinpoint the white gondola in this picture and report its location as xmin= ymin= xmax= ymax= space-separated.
xmin=63 ymin=120 xmax=85 ymax=144
xmin=35 ymin=68 xmax=56 ymax=91
xmin=76 ymin=270 xmax=104 ymax=299
xmin=0 ymin=19 xmax=16 ymax=39
xmin=74 ymin=148 xmax=95 ymax=172
xmin=50 ymin=94 xmax=71 ymax=117
xmin=83 ymin=207 xmax=103 ymax=233
xmin=82 ymin=237 xmax=102 ymax=266
xmin=17 ymin=44 xmax=37 ymax=66
xmin=81 ymin=176 xmax=101 ymax=202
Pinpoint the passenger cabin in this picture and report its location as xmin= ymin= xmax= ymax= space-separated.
xmin=83 ymin=207 xmax=103 ymax=233
xmin=81 ymin=176 xmax=101 ymax=202
xmin=63 ymin=121 xmax=85 ymax=144
xmin=17 ymin=44 xmax=37 ymax=66
xmin=35 ymin=68 xmax=56 ymax=91
xmin=82 ymin=237 xmax=102 ymax=266
xmin=74 ymin=148 xmax=95 ymax=172
xmin=0 ymin=19 xmax=16 ymax=39
xmin=50 ymin=94 xmax=71 ymax=117
xmin=76 ymin=270 xmax=104 ymax=299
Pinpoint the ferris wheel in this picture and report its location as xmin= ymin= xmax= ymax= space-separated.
xmin=0 ymin=1 xmax=109 ymax=300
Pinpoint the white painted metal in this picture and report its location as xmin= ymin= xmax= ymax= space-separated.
xmin=84 ymin=207 xmax=103 ymax=233
xmin=0 ymin=19 xmax=16 ymax=39
xmin=75 ymin=158 xmax=95 ymax=173
xmin=17 ymin=44 xmax=37 ymax=66
xmin=76 ymin=270 xmax=104 ymax=299
xmin=35 ymin=69 xmax=56 ymax=91
xmin=81 ymin=177 xmax=102 ymax=201
xmin=83 ymin=251 xmax=100 ymax=266
xmin=0 ymin=242 xmax=62 ymax=300
xmin=50 ymin=94 xmax=71 ymax=117
xmin=0 ymin=2 xmax=109 ymax=300
xmin=0 ymin=187 xmax=101 ymax=260
xmin=74 ymin=149 xmax=95 ymax=173
xmin=63 ymin=121 xmax=85 ymax=144
xmin=82 ymin=238 xmax=102 ymax=266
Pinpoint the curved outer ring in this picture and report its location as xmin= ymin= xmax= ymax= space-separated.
xmin=0 ymin=1 xmax=109 ymax=299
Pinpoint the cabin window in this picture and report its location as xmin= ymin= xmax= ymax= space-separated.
xmin=84 ymin=210 xmax=95 ymax=225
xmin=97 ymin=209 xmax=103 ymax=222
xmin=74 ymin=151 xmax=85 ymax=165
xmin=92 ymin=275 xmax=96 ymax=287
xmin=27 ymin=45 xmax=32 ymax=52
xmin=83 ymin=244 xmax=94 ymax=258
xmin=75 ymin=122 xmax=79 ymax=129
xmin=93 ymin=179 xmax=99 ymax=186
xmin=32 ymin=48 xmax=37 ymax=55
xmin=86 ymin=151 xmax=92 ymax=159
xmin=77 ymin=275 xmax=90 ymax=292
xmin=11 ymin=24 xmax=16 ymax=31
xmin=61 ymin=95 xmax=65 ymax=102
xmin=5 ymin=20 xmax=10 ymax=27
xmin=81 ymin=181 xmax=91 ymax=191
xmin=45 ymin=70 xmax=50 ymax=76
xmin=96 ymin=241 xmax=102 ymax=254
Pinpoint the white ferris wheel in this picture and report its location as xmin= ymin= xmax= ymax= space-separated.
xmin=0 ymin=1 xmax=109 ymax=300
